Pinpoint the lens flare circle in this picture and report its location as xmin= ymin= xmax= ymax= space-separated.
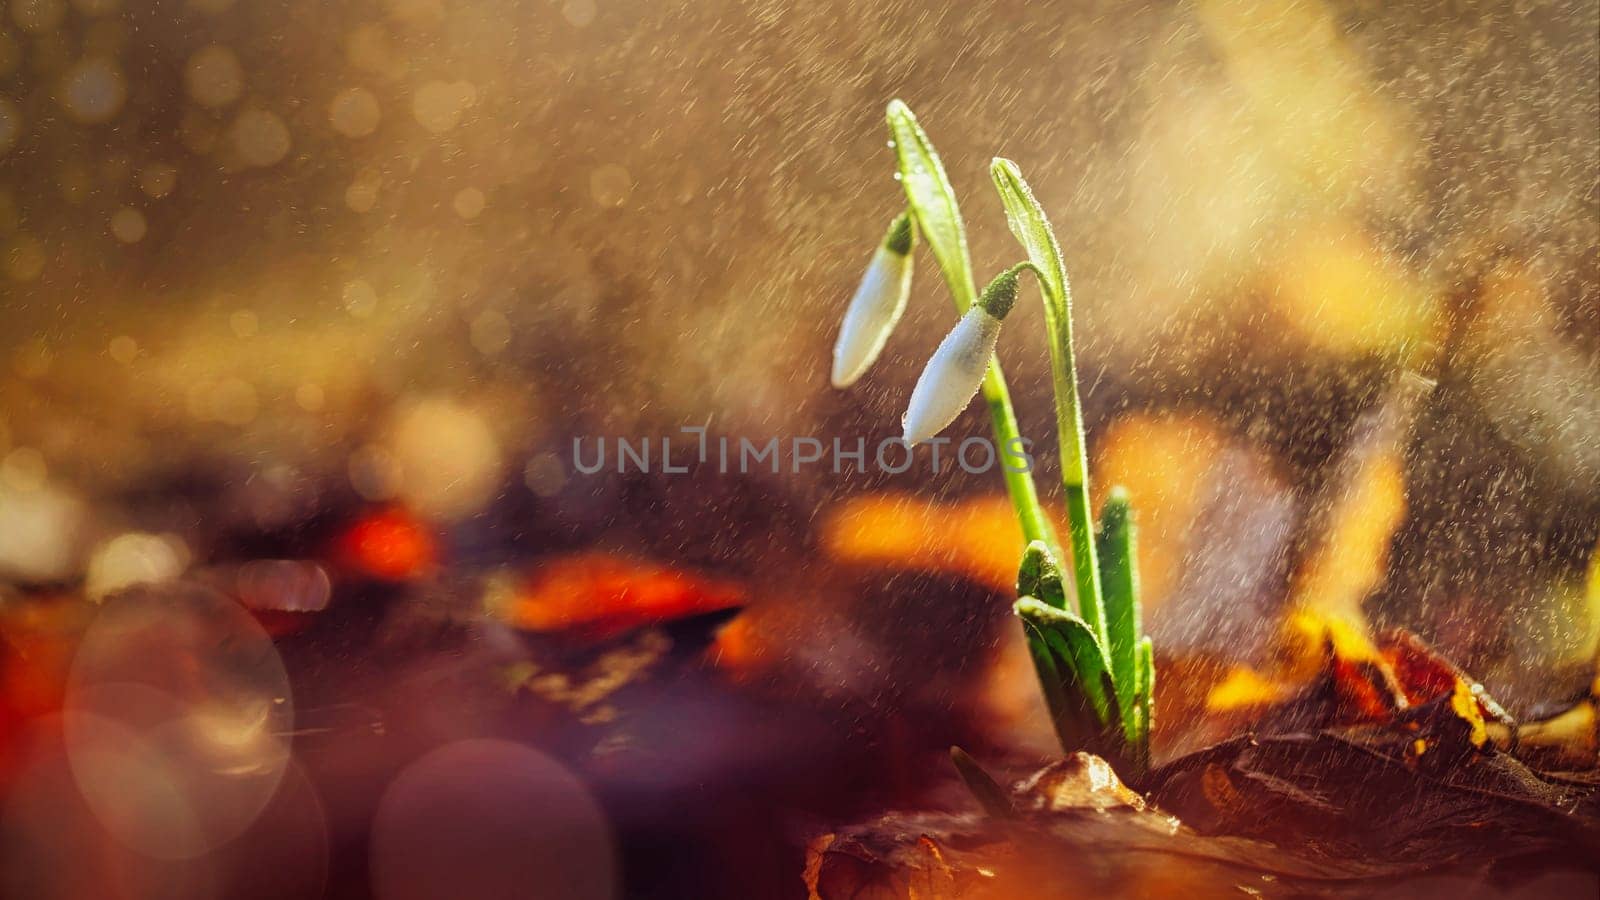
xmin=371 ymin=739 xmax=617 ymax=900
xmin=64 ymin=583 xmax=293 ymax=859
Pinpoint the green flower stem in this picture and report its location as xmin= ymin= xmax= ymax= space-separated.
xmin=980 ymin=360 xmax=1054 ymax=550
xmin=1055 ymin=377 xmax=1104 ymax=648
xmin=1062 ymin=486 xmax=1103 ymax=646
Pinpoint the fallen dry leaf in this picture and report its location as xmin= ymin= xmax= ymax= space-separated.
xmin=494 ymin=552 xmax=744 ymax=640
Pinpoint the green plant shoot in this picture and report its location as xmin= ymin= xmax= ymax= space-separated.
xmin=834 ymin=100 xmax=1155 ymax=774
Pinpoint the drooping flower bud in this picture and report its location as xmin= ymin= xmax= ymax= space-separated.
xmin=901 ymin=267 xmax=1020 ymax=444
xmin=831 ymin=213 xmax=915 ymax=388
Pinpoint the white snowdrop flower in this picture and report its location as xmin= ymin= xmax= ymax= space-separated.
xmin=901 ymin=267 xmax=1020 ymax=444
xmin=831 ymin=213 xmax=915 ymax=388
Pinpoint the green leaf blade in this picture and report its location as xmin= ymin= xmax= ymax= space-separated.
xmin=1097 ymin=487 xmax=1142 ymax=740
xmin=1015 ymin=596 xmax=1114 ymax=752
xmin=989 ymin=157 xmax=1104 ymax=654
xmin=950 ymin=747 xmax=1017 ymax=819
xmin=1016 ymin=541 xmax=1067 ymax=610
xmin=886 ymin=100 xmax=976 ymax=309
xmin=1135 ymin=636 xmax=1155 ymax=773
xmin=989 ymin=158 xmax=1068 ymax=317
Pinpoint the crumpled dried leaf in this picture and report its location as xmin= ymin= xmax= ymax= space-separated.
xmin=810 ymin=734 xmax=1598 ymax=899
xmin=1515 ymin=676 xmax=1599 ymax=771
xmin=1013 ymin=752 xmax=1150 ymax=815
xmin=1144 ymin=728 xmax=1598 ymax=866
xmin=1212 ymin=623 xmax=1520 ymax=745
xmin=810 ymin=633 xmax=1600 ymax=898
xmin=806 ymin=753 xmax=1449 ymax=900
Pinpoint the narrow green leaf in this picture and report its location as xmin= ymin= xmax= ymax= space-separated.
xmin=1021 ymin=604 xmax=1073 ymax=729
xmin=989 ymin=158 xmax=1104 ymax=658
xmin=1017 ymin=540 xmax=1067 ymax=610
xmin=886 ymin=100 xmax=976 ymax=308
xmin=989 ymin=158 xmax=1067 ymax=315
xmin=1015 ymin=596 xmax=1114 ymax=747
xmin=1135 ymin=635 xmax=1155 ymax=772
xmin=1022 ymin=626 xmax=1099 ymax=754
xmin=950 ymin=747 xmax=1017 ymax=819
xmin=1097 ymin=487 xmax=1141 ymax=740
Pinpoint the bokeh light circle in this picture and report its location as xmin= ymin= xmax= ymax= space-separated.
xmin=370 ymin=739 xmax=617 ymax=900
xmin=58 ymin=57 xmax=126 ymax=124
xmin=452 ymin=186 xmax=485 ymax=219
xmin=235 ymin=559 xmax=331 ymax=612
xmin=185 ymin=44 xmax=243 ymax=108
xmin=64 ymin=582 xmax=293 ymax=859
xmin=84 ymin=530 xmax=186 ymax=600
xmin=330 ymin=86 xmax=381 ymax=137
xmin=231 ymin=109 xmax=291 ymax=168
xmin=140 ymin=162 xmax=179 ymax=198
xmin=385 ymin=398 xmax=503 ymax=521
xmin=411 ymin=80 xmax=474 ymax=133
xmin=109 ymin=206 xmax=147 ymax=243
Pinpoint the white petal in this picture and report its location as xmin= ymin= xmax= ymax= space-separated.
xmin=831 ymin=246 xmax=912 ymax=388
xmin=902 ymin=308 xmax=1001 ymax=444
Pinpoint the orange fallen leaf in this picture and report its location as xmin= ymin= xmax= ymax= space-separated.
xmin=1205 ymin=606 xmax=1415 ymax=730
xmin=707 ymin=612 xmax=768 ymax=677
xmin=1378 ymin=629 xmax=1512 ymax=728
xmin=1206 ymin=665 xmax=1298 ymax=713
xmin=496 ymin=552 xmax=744 ymax=641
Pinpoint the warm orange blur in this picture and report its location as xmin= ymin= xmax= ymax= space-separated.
xmin=494 ymin=552 xmax=744 ymax=640
xmin=820 ymin=492 xmax=1027 ymax=590
xmin=337 ymin=506 xmax=439 ymax=581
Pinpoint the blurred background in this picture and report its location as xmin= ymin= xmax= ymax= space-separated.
xmin=0 ymin=0 xmax=1596 ymax=897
